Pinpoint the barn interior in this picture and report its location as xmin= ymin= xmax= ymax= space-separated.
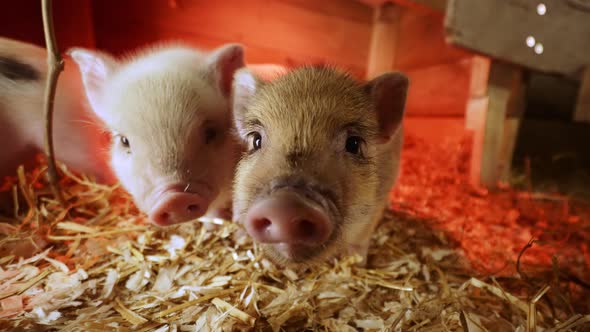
xmin=0 ymin=0 xmax=589 ymax=330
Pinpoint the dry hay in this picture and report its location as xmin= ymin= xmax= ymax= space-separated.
xmin=0 ymin=157 xmax=589 ymax=331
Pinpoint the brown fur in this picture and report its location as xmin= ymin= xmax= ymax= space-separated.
xmin=232 ymin=66 xmax=408 ymax=265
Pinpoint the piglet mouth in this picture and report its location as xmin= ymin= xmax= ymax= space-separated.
xmin=269 ymin=243 xmax=326 ymax=264
xmin=147 ymin=181 xmax=215 ymax=226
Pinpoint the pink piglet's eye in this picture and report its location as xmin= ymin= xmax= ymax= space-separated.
xmin=119 ymin=135 xmax=130 ymax=148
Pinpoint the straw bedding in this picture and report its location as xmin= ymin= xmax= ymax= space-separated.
xmin=0 ymin=133 xmax=589 ymax=331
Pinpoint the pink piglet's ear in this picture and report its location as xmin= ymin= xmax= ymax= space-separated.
xmin=68 ymin=48 xmax=118 ymax=123
xmin=232 ymin=68 xmax=263 ymax=135
xmin=207 ymin=44 xmax=246 ymax=97
xmin=365 ymin=72 xmax=409 ymax=141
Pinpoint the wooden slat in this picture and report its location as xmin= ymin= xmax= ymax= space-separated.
xmin=91 ymin=0 xmax=372 ymax=77
xmin=391 ymin=0 xmax=446 ymax=14
xmin=366 ymin=3 xmax=401 ymax=79
xmin=357 ymin=0 xmax=447 ymax=15
xmin=445 ymin=0 xmax=590 ymax=77
xmin=0 ymin=0 xmax=95 ymax=50
xmin=284 ymin=0 xmax=372 ymax=23
xmin=574 ymin=68 xmax=590 ymax=123
xmin=403 ymin=58 xmax=472 ymax=116
xmin=394 ymin=9 xmax=471 ymax=70
xmin=53 ymin=0 xmax=95 ymax=49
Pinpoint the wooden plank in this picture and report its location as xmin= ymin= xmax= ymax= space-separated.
xmin=357 ymin=0 xmax=447 ymax=15
xmin=392 ymin=0 xmax=447 ymax=14
xmin=574 ymin=68 xmax=590 ymax=123
xmin=283 ymin=0 xmax=372 ymax=24
xmin=0 ymin=0 xmax=95 ymax=51
xmin=394 ymin=9 xmax=471 ymax=70
xmin=366 ymin=3 xmax=401 ymax=79
xmin=53 ymin=0 xmax=96 ymax=49
xmin=478 ymin=61 xmax=524 ymax=187
xmin=445 ymin=0 xmax=590 ymax=76
xmin=403 ymin=58 xmax=472 ymax=116
xmin=92 ymin=0 xmax=372 ymax=77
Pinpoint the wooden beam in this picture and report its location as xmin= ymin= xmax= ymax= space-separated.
xmin=357 ymin=0 xmax=446 ymax=15
xmin=390 ymin=0 xmax=446 ymax=15
xmin=366 ymin=3 xmax=401 ymax=79
xmin=478 ymin=61 xmax=524 ymax=188
xmin=574 ymin=67 xmax=590 ymax=123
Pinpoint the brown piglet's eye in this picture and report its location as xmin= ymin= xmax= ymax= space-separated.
xmin=345 ymin=136 xmax=362 ymax=155
xmin=250 ymin=132 xmax=262 ymax=151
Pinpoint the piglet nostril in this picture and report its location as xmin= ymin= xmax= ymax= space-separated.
xmin=296 ymin=219 xmax=316 ymax=240
xmin=187 ymin=204 xmax=200 ymax=213
xmin=159 ymin=212 xmax=170 ymax=223
xmin=252 ymin=218 xmax=272 ymax=233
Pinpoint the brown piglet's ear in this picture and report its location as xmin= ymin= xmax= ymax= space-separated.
xmin=365 ymin=72 xmax=409 ymax=141
xmin=207 ymin=44 xmax=245 ymax=97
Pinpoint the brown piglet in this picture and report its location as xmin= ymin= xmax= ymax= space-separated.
xmin=231 ymin=66 xmax=409 ymax=265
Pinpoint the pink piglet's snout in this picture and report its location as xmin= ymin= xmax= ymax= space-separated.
xmin=148 ymin=183 xmax=212 ymax=226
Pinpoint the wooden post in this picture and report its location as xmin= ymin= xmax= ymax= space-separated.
xmin=366 ymin=3 xmax=401 ymax=79
xmin=465 ymin=56 xmax=490 ymax=130
xmin=466 ymin=56 xmax=490 ymax=186
xmin=573 ymin=67 xmax=590 ymax=123
xmin=478 ymin=61 xmax=524 ymax=187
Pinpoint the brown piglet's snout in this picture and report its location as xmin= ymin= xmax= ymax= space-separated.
xmin=245 ymin=189 xmax=333 ymax=246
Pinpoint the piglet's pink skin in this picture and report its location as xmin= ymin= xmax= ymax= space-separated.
xmin=0 ymin=37 xmax=113 ymax=184
xmin=0 ymin=37 xmax=287 ymax=227
xmin=70 ymin=43 xmax=246 ymax=226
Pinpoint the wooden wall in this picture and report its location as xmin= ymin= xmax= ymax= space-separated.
xmin=90 ymin=0 xmax=373 ymax=78
xmin=394 ymin=9 xmax=473 ymax=116
xmin=0 ymin=0 xmax=95 ymax=51
xmin=0 ymin=0 xmax=475 ymax=117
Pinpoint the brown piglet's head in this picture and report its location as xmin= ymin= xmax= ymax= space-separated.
xmin=232 ymin=66 xmax=408 ymax=265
